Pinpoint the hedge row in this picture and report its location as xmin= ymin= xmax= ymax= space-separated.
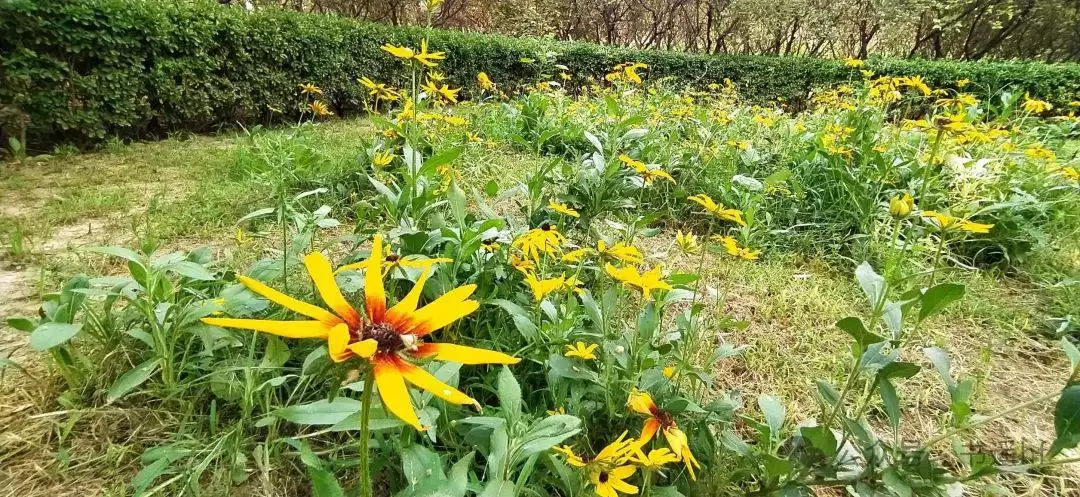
xmin=3 ymin=0 xmax=1080 ymax=148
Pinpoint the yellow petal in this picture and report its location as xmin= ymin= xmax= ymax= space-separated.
xmin=238 ymin=276 xmax=341 ymax=325
xmin=303 ymin=252 xmax=363 ymax=328
xmin=397 ymin=359 xmax=477 ymax=406
xmin=327 ymin=323 xmax=351 ymax=362
xmin=201 ymin=318 xmax=331 ymax=339
xmin=403 ymin=285 xmax=479 ymax=336
xmin=349 ymin=339 xmax=378 ymax=359
xmin=365 ymin=235 xmax=387 ymax=321
xmin=373 ymin=358 xmax=423 ymax=431
xmin=412 ymin=342 xmax=521 ymax=365
xmin=386 ymin=267 xmax=432 ymax=321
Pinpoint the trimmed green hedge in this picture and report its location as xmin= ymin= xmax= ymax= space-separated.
xmin=4 ymin=0 xmax=1080 ymax=148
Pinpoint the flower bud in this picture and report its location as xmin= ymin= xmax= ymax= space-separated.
xmin=889 ymin=193 xmax=914 ymax=219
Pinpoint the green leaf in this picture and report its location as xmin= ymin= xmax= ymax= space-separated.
xmin=918 ymin=283 xmax=965 ymax=321
xmin=854 ymin=262 xmax=885 ymax=307
xmin=447 ymin=181 xmax=467 ymax=222
xmin=6 ymin=317 xmax=36 ymax=332
xmin=878 ymin=379 xmax=902 ymax=430
xmin=401 ymin=444 xmax=445 ymax=486
xmin=161 ymin=260 xmax=215 ymax=281
xmin=651 ymin=487 xmax=686 ymax=497
xmin=107 ymin=358 xmax=159 ymax=403
xmin=497 ymin=366 xmax=522 ymax=419
xmin=877 ymin=361 xmax=921 ymax=382
xmin=478 ymin=480 xmax=515 ymax=497
xmin=1049 ymin=385 xmax=1080 ymax=456
xmin=89 ymin=246 xmax=144 ymax=264
xmin=1061 ymin=338 xmax=1080 ymax=374
xmin=308 ymin=466 xmax=344 ymax=497
xmin=758 ymin=394 xmax=785 ymax=436
xmin=835 ymin=316 xmax=885 ymax=350
xmin=274 ymin=398 xmax=361 ymax=425
xmin=882 ymin=468 xmax=913 ymax=497
xmin=799 ymin=425 xmax=837 ymax=459
xmin=923 ymin=346 xmax=956 ymax=391
xmin=29 ymin=322 xmax=82 ymax=350
xmin=816 ymin=380 xmax=841 ymax=407
xmin=423 ymin=146 xmax=463 ymax=173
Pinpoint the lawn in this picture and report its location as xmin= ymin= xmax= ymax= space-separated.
xmin=2 ymin=73 xmax=1080 ymax=496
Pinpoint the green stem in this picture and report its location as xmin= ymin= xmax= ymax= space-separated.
xmin=928 ymin=233 xmax=948 ymax=287
xmin=359 ymin=371 xmax=376 ymax=497
xmin=918 ymin=127 xmax=945 ymax=205
xmin=919 ymin=389 xmax=1061 ymax=451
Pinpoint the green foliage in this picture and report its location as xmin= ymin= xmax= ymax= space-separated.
xmin=5 ymin=0 xmax=1080 ymax=148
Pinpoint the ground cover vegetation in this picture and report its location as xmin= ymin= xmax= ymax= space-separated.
xmin=2 ymin=1 xmax=1080 ymax=497
xmin=3 ymin=0 xmax=1080 ymax=150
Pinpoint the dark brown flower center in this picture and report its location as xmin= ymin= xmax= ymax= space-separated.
xmin=540 ymin=222 xmax=552 ymax=231
xmin=385 ymin=253 xmax=401 ymax=262
xmin=365 ymin=322 xmax=404 ymax=353
xmin=656 ymin=409 xmax=675 ymax=429
xmin=482 ymin=238 xmax=497 ymax=245
xmin=598 ymin=471 xmax=609 ymax=483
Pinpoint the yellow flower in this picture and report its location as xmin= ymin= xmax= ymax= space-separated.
xmin=422 ymin=79 xmax=460 ymax=104
xmin=510 ymin=254 xmax=535 ymax=273
xmin=358 ymin=77 xmax=399 ymax=101
xmin=380 ymin=43 xmax=415 ymax=60
xmin=1062 ymin=167 xmax=1079 ymax=182
xmin=427 ymin=71 xmax=446 ymax=82
xmin=547 ymin=407 xmax=567 ymax=415
xmin=590 ymin=465 xmax=638 ymax=497
xmin=711 ymin=235 xmax=759 ymax=261
xmin=564 ymin=341 xmax=599 ymax=360
xmin=843 ymin=56 xmax=863 ymax=68
xmin=553 ymin=445 xmax=586 ymax=467
xmin=633 ymin=448 xmax=680 ymax=471
xmin=889 ymin=193 xmax=914 ymax=219
xmin=687 ymin=194 xmax=746 ymax=226
xmin=298 ymin=83 xmax=323 ymax=97
xmin=235 ymin=228 xmax=251 ymax=247
xmin=372 ymin=150 xmax=394 ymax=168
xmin=956 ymin=79 xmax=970 ymax=88
xmin=605 ymin=264 xmax=671 ymax=300
xmin=1021 ymin=93 xmax=1052 ymax=114
xmin=618 ymin=154 xmax=647 ymax=172
xmin=639 ymin=167 xmax=675 ymax=186
xmin=202 ymin=235 xmax=519 ymax=431
xmin=1025 ymin=146 xmax=1056 ymax=162
xmin=623 ymin=62 xmax=647 ymax=84
xmin=921 ymin=211 xmax=993 ymax=234
xmin=481 ymin=238 xmax=501 ymax=253
xmin=513 ymin=224 xmax=567 ymax=262
xmin=675 ymin=230 xmax=698 ymax=254
xmin=477 ymin=72 xmax=495 ymax=91
xmin=413 ymin=38 xmax=445 ymax=67
xmin=626 ymin=389 xmax=700 ymax=480
xmin=903 ymin=75 xmax=931 ymax=95
xmin=524 ymin=272 xmax=566 ymax=302
xmin=560 ymin=72 xmax=572 ymax=81
xmin=548 ymin=201 xmax=580 ymax=218
xmin=662 ymin=365 xmax=676 ymax=379
xmin=308 ymin=101 xmax=333 ymax=117
xmin=562 ymin=247 xmax=594 ymax=263
xmin=597 ymin=240 xmax=643 ymax=265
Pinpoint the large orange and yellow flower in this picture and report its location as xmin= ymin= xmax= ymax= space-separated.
xmin=202 ymin=234 xmax=519 ymax=431
xmin=627 ymin=389 xmax=700 ymax=480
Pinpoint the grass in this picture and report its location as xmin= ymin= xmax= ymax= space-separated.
xmin=1 ymin=117 xmax=1077 ymax=495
